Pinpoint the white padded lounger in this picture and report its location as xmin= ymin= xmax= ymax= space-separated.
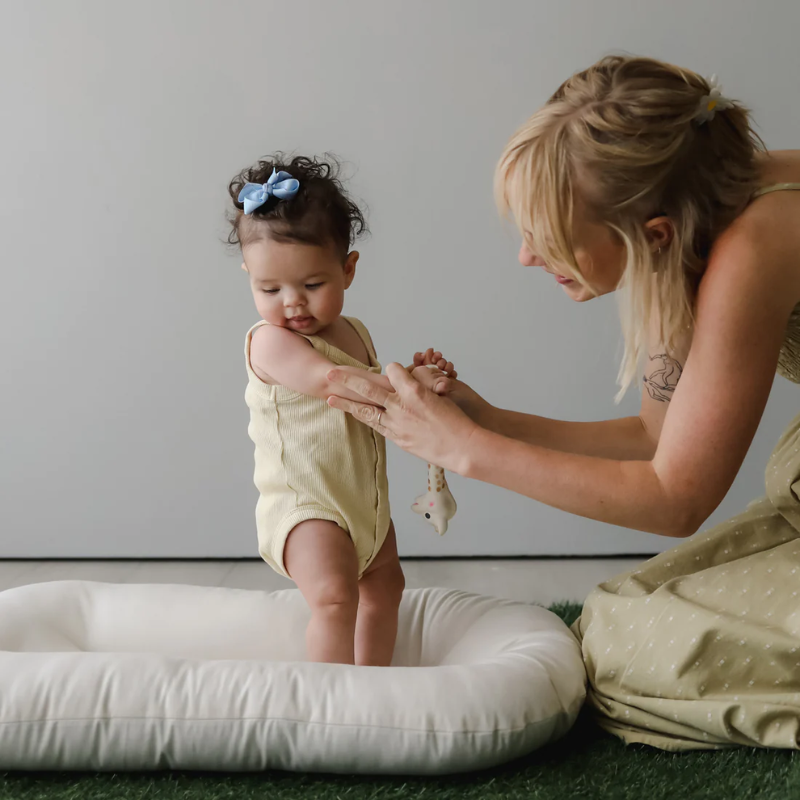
xmin=0 ymin=581 xmax=586 ymax=775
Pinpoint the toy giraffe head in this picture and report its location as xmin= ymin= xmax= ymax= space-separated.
xmin=412 ymin=463 xmax=457 ymax=535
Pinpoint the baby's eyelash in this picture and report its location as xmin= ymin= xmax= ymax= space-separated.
xmin=261 ymin=283 xmax=323 ymax=294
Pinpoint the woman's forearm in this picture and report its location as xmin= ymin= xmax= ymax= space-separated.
xmin=459 ymin=427 xmax=695 ymax=537
xmin=482 ymin=407 xmax=656 ymax=460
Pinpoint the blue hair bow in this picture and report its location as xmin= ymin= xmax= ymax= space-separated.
xmin=238 ymin=168 xmax=300 ymax=214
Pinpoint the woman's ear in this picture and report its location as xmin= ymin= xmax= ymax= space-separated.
xmin=644 ymin=216 xmax=674 ymax=252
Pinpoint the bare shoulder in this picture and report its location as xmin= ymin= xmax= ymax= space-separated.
xmin=712 ymin=147 xmax=800 ymax=298
xmin=693 ymin=205 xmax=798 ymax=382
xmin=704 ymin=193 xmax=800 ymax=315
xmin=250 ymin=324 xmax=311 ymax=384
xmin=639 ymin=189 xmax=800 ymax=440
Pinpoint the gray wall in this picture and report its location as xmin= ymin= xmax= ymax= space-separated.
xmin=2 ymin=0 xmax=799 ymax=557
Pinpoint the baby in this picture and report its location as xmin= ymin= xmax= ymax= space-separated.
xmin=227 ymin=155 xmax=455 ymax=666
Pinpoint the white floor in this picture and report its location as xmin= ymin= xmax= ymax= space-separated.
xmin=0 ymin=558 xmax=646 ymax=605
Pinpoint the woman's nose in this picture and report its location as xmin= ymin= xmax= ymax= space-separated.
xmin=518 ymin=244 xmax=547 ymax=269
xmin=518 ymin=244 xmax=536 ymax=267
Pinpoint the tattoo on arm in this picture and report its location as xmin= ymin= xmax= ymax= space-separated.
xmin=643 ymin=354 xmax=683 ymax=402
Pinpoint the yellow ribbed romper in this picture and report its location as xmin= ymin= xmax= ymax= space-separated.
xmin=244 ymin=317 xmax=391 ymax=578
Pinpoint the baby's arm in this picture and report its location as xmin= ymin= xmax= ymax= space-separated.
xmin=250 ymin=325 xmax=393 ymax=402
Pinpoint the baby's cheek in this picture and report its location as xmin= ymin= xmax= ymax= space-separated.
xmin=321 ymin=287 xmax=346 ymax=318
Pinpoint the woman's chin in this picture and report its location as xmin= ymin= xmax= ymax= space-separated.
xmin=561 ymin=281 xmax=609 ymax=303
xmin=560 ymin=282 xmax=588 ymax=302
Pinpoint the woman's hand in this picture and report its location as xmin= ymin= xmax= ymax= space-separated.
xmin=327 ymin=365 xmax=453 ymax=399
xmin=412 ymin=349 xmax=494 ymax=426
xmin=327 ymin=362 xmax=479 ymax=474
xmin=444 ymin=378 xmax=495 ymax=427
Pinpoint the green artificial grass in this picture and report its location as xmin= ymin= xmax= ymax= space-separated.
xmin=1 ymin=602 xmax=798 ymax=800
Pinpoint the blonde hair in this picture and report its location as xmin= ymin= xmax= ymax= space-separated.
xmin=495 ymin=55 xmax=763 ymax=400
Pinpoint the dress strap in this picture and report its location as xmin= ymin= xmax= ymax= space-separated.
xmin=343 ymin=317 xmax=379 ymax=366
xmin=752 ymin=182 xmax=800 ymax=198
xmin=244 ymin=320 xmax=270 ymax=381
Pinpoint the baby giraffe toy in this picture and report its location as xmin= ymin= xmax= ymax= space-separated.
xmin=412 ymin=463 xmax=457 ymax=535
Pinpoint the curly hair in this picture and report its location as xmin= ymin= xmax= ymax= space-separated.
xmin=227 ymin=154 xmax=367 ymax=259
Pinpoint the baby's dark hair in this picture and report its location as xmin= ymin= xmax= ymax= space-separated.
xmin=227 ymin=154 xmax=367 ymax=259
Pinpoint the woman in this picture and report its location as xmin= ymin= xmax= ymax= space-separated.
xmin=327 ymin=55 xmax=800 ymax=750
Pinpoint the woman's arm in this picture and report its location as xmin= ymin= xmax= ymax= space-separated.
xmin=412 ymin=346 xmax=659 ymax=459
xmin=328 ymin=220 xmax=798 ymax=538
xmin=462 ymin=303 xmax=692 ymax=460
xmin=461 ymin=229 xmax=794 ymax=537
xmin=478 ymin=408 xmax=656 ymax=460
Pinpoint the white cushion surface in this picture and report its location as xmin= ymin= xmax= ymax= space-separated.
xmin=0 ymin=581 xmax=585 ymax=775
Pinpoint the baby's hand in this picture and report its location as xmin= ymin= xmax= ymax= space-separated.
xmin=412 ymin=348 xmax=457 ymax=379
xmin=411 ymin=364 xmax=452 ymax=396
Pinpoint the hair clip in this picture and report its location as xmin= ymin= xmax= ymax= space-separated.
xmin=238 ymin=169 xmax=299 ymax=214
xmin=695 ymin=75 xmax=734 ymax=124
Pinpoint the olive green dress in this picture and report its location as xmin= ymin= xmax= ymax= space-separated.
xmin=572 ymin=183 xmax=800 ymax=750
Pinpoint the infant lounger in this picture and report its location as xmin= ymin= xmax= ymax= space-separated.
xmin=0 ymin=581 xmax=586 ymax=775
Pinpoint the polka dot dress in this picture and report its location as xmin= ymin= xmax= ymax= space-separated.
xmin=573 ymin=413 xmax=800 ymax=750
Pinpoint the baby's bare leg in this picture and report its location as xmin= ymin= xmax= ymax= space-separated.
xmin=355 ymin=521 xmax=405 ymax=667
xmin=284 ymin=520 xmax=359 ymax=664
